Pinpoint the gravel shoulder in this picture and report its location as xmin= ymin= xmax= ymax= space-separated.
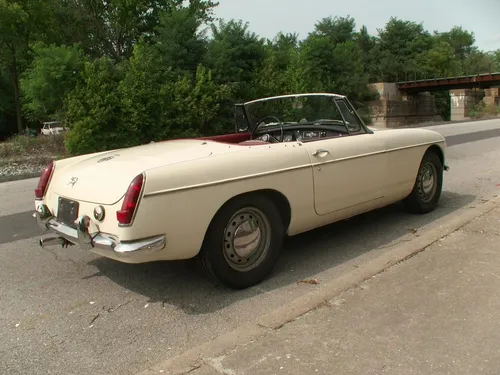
xmin=0 ymin=134 xmax=66 ymax=183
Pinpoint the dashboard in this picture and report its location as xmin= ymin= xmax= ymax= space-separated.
xmin=255 ymin=129 xmax=345 ymax=143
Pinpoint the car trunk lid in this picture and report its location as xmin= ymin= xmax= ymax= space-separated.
xmin=50 ymin=139 xmax=216 ymax=204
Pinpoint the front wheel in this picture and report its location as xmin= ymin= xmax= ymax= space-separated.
xmin=403 ymin=150 xmax=443 ymax=214
xmin=197 ymin=194 xmax=285 ymax=289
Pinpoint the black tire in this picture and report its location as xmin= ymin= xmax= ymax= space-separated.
xmin=197 ymin=194 xmax=285 ymax=289
xmin=403 ymin=150 xmax=443 ymax=214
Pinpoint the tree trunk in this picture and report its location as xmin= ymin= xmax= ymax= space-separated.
xmin=9 ymin=52 xmax=23 ymax=133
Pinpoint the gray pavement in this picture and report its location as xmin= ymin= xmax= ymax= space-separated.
xmin=1 ymin=119 xmax=500 ymax=375
xmin=189 ymin=205 xmax=500 ymax=375
xmin=0 ymin=177 xmax=38 ymax=217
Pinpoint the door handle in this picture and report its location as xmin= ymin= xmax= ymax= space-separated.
xmin=312 ymin=149 xmax=330 ymax=156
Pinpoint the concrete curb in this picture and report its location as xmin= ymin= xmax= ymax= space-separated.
xmin=138 ymin=195 xmax=500 ymax=375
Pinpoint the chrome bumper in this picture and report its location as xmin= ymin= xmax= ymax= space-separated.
xmin=34 ymin=203 xmax=166 ymax=257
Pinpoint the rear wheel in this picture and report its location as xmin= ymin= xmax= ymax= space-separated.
xmin=197 ymin=194 xmax=284 ymax=289
xmin=403 ymin=150 xmax=443 ymax=214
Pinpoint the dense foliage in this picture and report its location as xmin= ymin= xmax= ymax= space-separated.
xmin=1 ymin=0 xmax=499 ymax=153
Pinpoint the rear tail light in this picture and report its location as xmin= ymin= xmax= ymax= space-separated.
xmin=35 ymin=161 xmax=55 ymax=199
xmin=116 ymin=173 xmax=145 ymax=226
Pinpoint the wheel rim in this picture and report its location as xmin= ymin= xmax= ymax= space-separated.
xmin=418 ymin=161 xmax=437 ymax=203
xmin=222 ymin=207 xmax=271 ymax=272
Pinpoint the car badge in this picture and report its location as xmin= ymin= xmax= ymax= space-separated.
xmin=68 ymin=177 xmax=78 ymax=187
xmin=97 ymin=154 xmax=119 ymax=163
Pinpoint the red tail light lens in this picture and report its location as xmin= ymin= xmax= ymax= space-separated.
xmin=35 ymin=161 xmax=55 ymax=199
xmin=116 ymin=173 xmax=144 ymax=226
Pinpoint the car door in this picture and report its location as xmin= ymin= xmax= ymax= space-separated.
xmin=303 ymin=99 xmax=388 ymax=216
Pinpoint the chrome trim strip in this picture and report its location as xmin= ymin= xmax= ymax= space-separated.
xmin=143 ymin=163 xmax=313 ymax=197
xmin=143 ymin=140 xmax=445 ymax=197
xmin=312 ymin=140 xmax=444 ymax=167
xmin=244 ymin=92 xmax=345 ymax=105
xmin=332 ymin=98 xmax=351 ymax=135
xmin=385 ymin=140 xmax=445 ymax=153
xmin=345 ymin=97 xmax=371 ymax=133
xmin=311 ymin=149 xmax=386 ymax=167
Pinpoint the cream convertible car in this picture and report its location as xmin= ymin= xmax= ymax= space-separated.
xmin=34 ymin=93 xmax=448 ymax=289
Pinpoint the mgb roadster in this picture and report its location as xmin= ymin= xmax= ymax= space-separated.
xmin=34 ymin=93 xmax=448 ymax=289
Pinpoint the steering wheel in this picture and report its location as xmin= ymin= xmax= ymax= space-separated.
xmin=252 ymin=116 xmax=284 ymax=142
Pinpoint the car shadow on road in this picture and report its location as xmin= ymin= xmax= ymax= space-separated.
xmin=88 ymin=190 xmax=476 ymax=315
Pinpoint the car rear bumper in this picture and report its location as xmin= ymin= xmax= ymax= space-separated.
xmin=34 ymin=203 xmax=166 ymax=257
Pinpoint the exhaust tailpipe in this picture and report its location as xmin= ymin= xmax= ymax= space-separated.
xmin=39 ymin=237 xmax=72 ymax=248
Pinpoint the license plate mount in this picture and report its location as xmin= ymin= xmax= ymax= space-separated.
xmin=57 ymin=197 xmax=79 ymax=228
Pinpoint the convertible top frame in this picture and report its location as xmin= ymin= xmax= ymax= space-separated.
xmin=234 ymin=93 xmax=372 ymax=135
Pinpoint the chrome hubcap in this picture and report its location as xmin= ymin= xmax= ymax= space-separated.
xmin=418 ymin=162 xmax=437 ymax=203
xmin=223 ymin=207 xmax=271 ymax=272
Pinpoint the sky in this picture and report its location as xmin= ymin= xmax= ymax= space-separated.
xmin=212 ymin=0 xmax=500 ymax=52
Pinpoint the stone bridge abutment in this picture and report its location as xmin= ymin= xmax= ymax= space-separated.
xmin=367 ymin=83 xmax=442 ymax=127
xmin=367 ymin=81 xmax=499 ymax=127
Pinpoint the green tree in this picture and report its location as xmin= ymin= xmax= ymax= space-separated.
xmin=300 ymin=17 xmax=372 ymax=101
xmin=66 ymin=42 xmax=232 ymax=155
xmin=0 ymin=0 xmax=26 ymax=132
xmin=118 ymin=42 xmax=171 ymax=144
xmin=205 ymin=19 xmax=266 ymax=101
xmin=489 ymin=49 xmax=500 ymax=71
xmin=374 ymin=17 xmax=433 ymax=80
xmin=463 ymin=50 xmax=497 ymax=74
xmin=51 ymin=0 xmax=218 ymax=61
xmin=20 ymin=42 xmax=86 ymax=122
xmin=0 ymin=0 xmax=61 ymax=132
xmin=64 ymin=57 xmax=130 ymax=155
xmin=203 ymin=19 xmax=267 ymax=131
xmin=252 ymin=32 xmax=306 ymax=97
xmin=355 ymin=25 xmax=376 ymax=81
xmin=310 ymin=15 xmax=356 ymax=44
xmin=154 ymin=6 xmax=208 ymax=76
xmin=120 ymin=42 xmax=233 ymax=141
xmin=0 ymin=71 xmax=16 ymax=138
xmin=418 ymin=40 xmax=458 ymax=78
xmin=159 ymin=65 xmax=233 ymax=136
xmin=436 ymin=26 xmax=475 ymax=62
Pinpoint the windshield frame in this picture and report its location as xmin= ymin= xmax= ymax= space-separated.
xmin=235 ymin=93 xmax=372 ymax=135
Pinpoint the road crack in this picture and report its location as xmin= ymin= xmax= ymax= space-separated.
xmin=377 ymin=238 xmax=412 ymax=250
xmin=462 ymin=228 xmax=500 ymax=236
xmin=89 ymin=313 xmax=100 ymax=325
xmin=102 ymin=300 xmax=131 ymax=313
xmin=179 ymin=363 xmax=202 ymax=374
xmin=43 ymin=247 xmax=77 ymax=265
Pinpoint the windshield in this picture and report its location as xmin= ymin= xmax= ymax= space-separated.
xmin=243 ymin=94 xmax=364 ymax=133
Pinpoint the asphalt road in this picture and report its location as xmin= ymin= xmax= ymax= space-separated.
xmin=1 ymin=118 xmax=500 ymax=375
